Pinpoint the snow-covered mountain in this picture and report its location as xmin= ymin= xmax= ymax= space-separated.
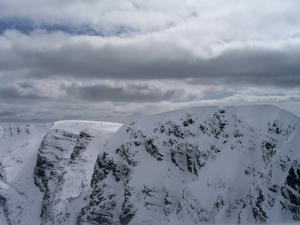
xmin=0 ymin=105 xmax=299 ymax=225
xmin=0 ymin=121 xmax=122 ymax=225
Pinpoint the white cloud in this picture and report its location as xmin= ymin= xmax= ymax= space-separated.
xmin=0 ymin=0 xmax=300 ymax=121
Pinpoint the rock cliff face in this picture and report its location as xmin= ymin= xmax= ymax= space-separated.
xmin=33 ymin=122 xmax=122 ymax=225
xmin=0 ymin=105 xmax=300 ymax=225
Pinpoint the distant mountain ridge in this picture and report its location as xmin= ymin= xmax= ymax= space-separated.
xmin=0 ymin=105 xmax=299 ymax=225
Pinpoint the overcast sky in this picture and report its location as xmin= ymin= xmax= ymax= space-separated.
xmin=0 ymin=0 xmax=300 ymax=122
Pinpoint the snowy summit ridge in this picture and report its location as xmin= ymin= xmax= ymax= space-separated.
xmin=0 ymin=105 xmax=299 ymax=225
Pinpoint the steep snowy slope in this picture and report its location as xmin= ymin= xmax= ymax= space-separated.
xmin=79 ymin=105 xmax=300 ymax=225
xmin=0 ymin=121 xmax=122 ymax=225
xmin=0 ymin=123 xmax=51 ymax=225
xmin=34 ymin=121 xmax=122 ymax=225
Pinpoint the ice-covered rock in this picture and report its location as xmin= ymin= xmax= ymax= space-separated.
xmin=79 ymin=105 xmax=300 ymax=225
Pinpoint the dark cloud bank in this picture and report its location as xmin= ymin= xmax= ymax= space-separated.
xmin=2 ymin=42 xmax=300 ymax=87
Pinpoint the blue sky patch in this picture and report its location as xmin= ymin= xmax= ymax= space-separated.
xmin=0 ymin=17 xmax=105 ymax=36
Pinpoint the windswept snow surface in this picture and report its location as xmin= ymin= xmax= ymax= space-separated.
xmin=276 ymin=101 xmax=300 ymax=118
xmin=52 ymin=120 xmax=122 ymax=134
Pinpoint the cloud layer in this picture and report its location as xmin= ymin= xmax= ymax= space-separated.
xmin=0 ymin=0 xmax=300 ymax=121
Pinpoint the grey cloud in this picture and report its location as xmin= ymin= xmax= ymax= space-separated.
xmin=0 ymin=111 xmax=15 ymax=118
xmin=2 ymin=39 xmax=300 ymax=87
xmin=186 ymin=47 xmax=300 ymax=87
xmin=64 ymin=83 xmax=184 ymax=102
xmin=0 ymin=83 xmax=48 ymax=101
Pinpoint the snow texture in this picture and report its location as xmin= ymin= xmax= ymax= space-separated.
xmin=0 ymin=106 xmax=300 ymax=225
